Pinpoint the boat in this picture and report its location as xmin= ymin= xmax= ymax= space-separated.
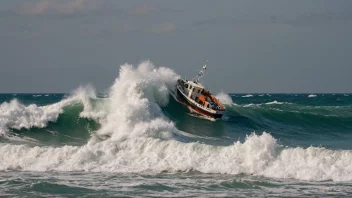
xmin=173 ymin=61 xmax=226 ymax=119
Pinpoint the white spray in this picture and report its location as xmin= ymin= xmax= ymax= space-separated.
xmin=1 ymin=61 xmax=352 ymax=182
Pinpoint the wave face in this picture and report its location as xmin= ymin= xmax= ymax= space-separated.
xmin=1 ymin=62 xmax=352 ymax=187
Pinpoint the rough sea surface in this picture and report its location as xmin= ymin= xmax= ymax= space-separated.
xmin=1 ymin=62 xmax=352 ymax=197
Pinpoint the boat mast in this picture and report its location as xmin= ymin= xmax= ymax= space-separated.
xmin=193 ymin=60 xmax=208 ymax=83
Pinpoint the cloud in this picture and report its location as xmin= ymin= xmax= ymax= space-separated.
xmin=147 ymin=23 xmax=176 ymax=33
xmin=126 ymin=4 xmax=182 ymax=16
xmin=128 ymin=4 xmax=155 ymax=15
xmin=191 ymin=11 xmax=352 ymax=29
xmin=1 ymin=1 xmax=182 ymax=19
xmin=94 ymin=22 xmax=176 ymax=37
xmin=18 ymin=0 xmax=100 ymax=15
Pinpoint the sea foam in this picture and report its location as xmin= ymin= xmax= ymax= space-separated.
xmin=1 ymin=132 xmax=352 ymax=181
xmin=0 ymin=61 xmax=352 ymax=182
xmin=215 ymin=92 xmax=233 ymax=105
xmin=0 ymin=86 xmax=96 ymax=136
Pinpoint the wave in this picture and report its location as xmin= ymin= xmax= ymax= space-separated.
xmin=308 ymin=94 xmax=317 ymax=98
xmin=265 ymin=100 xmax=284 ymax=105
xmin=224 ymin=101 xmax=352 ymax=131
xmin=1 ymin=132 xmax=352 ymax=181
xmin=9 ymin=103 xmax=100 ymax=146
xmin=215 ymin=93 xmax=233 ymax=105
xmin=235 ymin=101 xmax=289 ymax=108
xmin=0 ymin=86 xmax=96 ymax=136
xmin=0 ymin=99 xmax=67 ymax=136
xmin=0 ymin=61 xmax=352 ymax=182
xmin=242 ymin=94 xmax=253 ymax=98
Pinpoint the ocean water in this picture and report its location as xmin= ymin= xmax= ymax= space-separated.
xmin=1 ymin=62 xmax=352 ymax=197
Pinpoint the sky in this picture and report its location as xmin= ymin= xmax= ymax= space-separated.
xmin=0 ymin=0 xmax=352 ymax=93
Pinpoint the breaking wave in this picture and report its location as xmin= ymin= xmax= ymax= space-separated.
xmin=1 ymin=61 xmax=352 ymax=182
xmin=0 ymin=86 xmax=96 ymax=136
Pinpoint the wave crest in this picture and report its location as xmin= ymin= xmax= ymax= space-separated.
xmin=1 ymin=61 xmax=352 ymax=182
xmin=0 ymin=86 xmax=97 ymax=136
xmin=1 ymin=132 xmax=352 ymax=181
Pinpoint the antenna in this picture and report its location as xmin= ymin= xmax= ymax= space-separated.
xmin=193 ymin=60 xmax=208 ymax=83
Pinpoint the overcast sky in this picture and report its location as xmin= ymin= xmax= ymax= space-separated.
xmin=1 ymin=0 xmax=352 ymax=93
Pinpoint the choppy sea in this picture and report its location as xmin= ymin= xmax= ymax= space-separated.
xmin=1 ymin=62 xmax=352 ymax=197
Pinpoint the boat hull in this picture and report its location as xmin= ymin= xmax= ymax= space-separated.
xmin=176 ymin=87 xmax=224 ymax=119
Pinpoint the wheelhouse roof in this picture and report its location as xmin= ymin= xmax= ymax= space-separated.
xmin=185 ymin=80 xmax=205 ymax=89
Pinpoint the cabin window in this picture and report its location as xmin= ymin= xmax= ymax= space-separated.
xmin=207 ymin=104 xmax=210 ymax=108
xmin=198 ymin=89 xmax=200 ymax=93
xmin=184 ymin=84 xmax=188 ymax=88
xmin=190 ymin=85 xmax=192 ymax=89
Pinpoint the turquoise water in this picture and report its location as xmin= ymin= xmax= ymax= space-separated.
xmin=1 ymin=93 xmax=352 ymax=197
xmin=1 ymin=64 xmax=352 ymax=197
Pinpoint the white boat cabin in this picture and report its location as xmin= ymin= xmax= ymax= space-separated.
xmin=180 ymin=80 xmax=223 ymax=110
